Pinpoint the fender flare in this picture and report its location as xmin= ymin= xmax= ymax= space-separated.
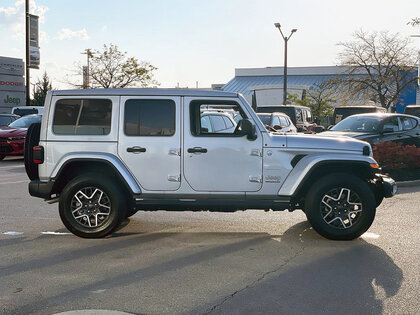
xmin=51 ymin=152 xmax=142 ymax=194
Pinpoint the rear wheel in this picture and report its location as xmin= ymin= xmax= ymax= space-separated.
xmin=24 ymin=122 xmax=41 ymax=180
xmin=59 ymin=174 xmax=127 ymax=238
xmin=305 ymin=173 xmax=376 ymax=240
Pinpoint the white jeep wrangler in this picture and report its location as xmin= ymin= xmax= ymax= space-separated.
xmin=25 ymin=89 xmax=396 ymax=239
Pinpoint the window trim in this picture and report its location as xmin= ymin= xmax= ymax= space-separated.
xmin=123 ymin=98 xmax=176 ymax=137
xmin=52 ymin=98 xmax=113 ymax=136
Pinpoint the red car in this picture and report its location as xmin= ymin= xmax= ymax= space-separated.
xmin=0 ymin=115 xmax=42 ymax=160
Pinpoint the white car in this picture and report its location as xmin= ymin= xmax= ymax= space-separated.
xmin=257 ymin=112 xmax=297 ymax=133
xmin=200 ymin=111 xmax=237 ymax=133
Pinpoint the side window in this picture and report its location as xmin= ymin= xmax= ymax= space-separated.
xmin=296 ymin=109 xmax=303 ymax=123
xmin=272 ymin=116 xmax=281 ymax=126
xmin=210 ymin=115 xmax=227 ymax=132
xmin=200 ymin=116 xmax=213 ymax=133
xmin=124 ymin=99 xmax=175 ymax=136
xmin=222 ymin=116 xmax=234 ymax=128
xmin=190 ymin=100 xmax=246 ymax=137
xmin=53 ymin=99 xmax=112 ymax=135
xmin=382 ymin=117 xmax=400 ymax=132
xmin=279 ymin=116 xmax=288 ymax=127
xmin=400 ymin=117 xmax=417 ymax=131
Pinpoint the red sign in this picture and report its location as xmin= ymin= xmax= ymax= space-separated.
xmin=0 ymin=81 xmax=24 ymax=86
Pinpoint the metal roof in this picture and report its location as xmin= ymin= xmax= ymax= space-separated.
xmin=52 ymin=88 xmax=238 ymax=97
xmin=222 ymin=75 xmax=337 ymax=95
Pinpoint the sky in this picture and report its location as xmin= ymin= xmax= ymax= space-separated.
xmin=0 ymin=0 xmax=419 ymax=91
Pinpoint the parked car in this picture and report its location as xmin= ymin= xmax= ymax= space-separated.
xmin=0 ymin=114 xmax=20 ymax=127
xmin=200 ymin=111 xmax=237 ymax=133
xmin=11 ymin=106 xmax=44 ymax=117
xmin=332 ymin=105 xmax=386 ymax=125
xmin=322 ymin=113 xmax=420 ymax=147
xmin=404 ymin=105 xmax=420 ymax=118
xmin=0 ymin=114 xmax=42 ymax=160
xmin=25 ymin=89 xmax=396 ymax=240
xmin=255 ymin=105 xmax=323 ymax=132
xmin=257 ymin=112 xmax=297 ymax=133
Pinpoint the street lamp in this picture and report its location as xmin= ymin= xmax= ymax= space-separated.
xmin=274 ymin=23 xmax=297 ymax=104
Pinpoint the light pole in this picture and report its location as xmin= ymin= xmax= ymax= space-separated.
xmin=274 ymin=23 xmax=297 ymax=104
xmin=25 ymin=0 xmax=30 ymax=105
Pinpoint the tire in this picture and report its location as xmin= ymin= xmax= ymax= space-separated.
xmin=59 ymin=174 xmax=127 ymax=238
xmin=305 ymin=173 xmax=376 ymax=240
xmin=24 ymin=122 xmax=41 ymax=180
xmin=0 ymin=154 xmax=5 ymax=161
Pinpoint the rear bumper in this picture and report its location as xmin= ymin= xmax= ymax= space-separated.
xmin=29 ymin=179 xmax=54 ymax=199
xmin=375 ymin=174 xmax=397 ymax=198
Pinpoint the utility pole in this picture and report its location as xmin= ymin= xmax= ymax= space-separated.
xmin=25 ymin=0 xmax=30 ymax=105
xmin=274 ymin=23 xmax=297 ymax=105
xmin=81 ymin=49 xmax=91 ymax=89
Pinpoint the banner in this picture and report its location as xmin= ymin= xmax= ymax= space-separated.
xmin=29 ymin=14 xmax=40 ymax=69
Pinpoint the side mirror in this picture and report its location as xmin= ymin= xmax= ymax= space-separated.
xmin=327 ymin=125 xmax=334 ymax=130
xmin=240 ymin=119 xmax=257 ymax=140
xmin=273 ymin=125 xmax=282 ymax=130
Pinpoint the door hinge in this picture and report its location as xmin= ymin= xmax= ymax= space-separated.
xmin=169 ymin=148 xmax=181 ymax=156
xmin=168 ymin=174 xmax=181 ymax=182
xmin=249 ymin=175 xmax=262 ymax=183
xmin=251 ymin=149 xmax=262 ymax=157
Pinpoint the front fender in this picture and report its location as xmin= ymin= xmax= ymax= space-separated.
xmin=278 ymin=154 xmax=377 ymax=196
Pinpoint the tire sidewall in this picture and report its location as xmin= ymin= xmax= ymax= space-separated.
xmin=305 ymin=173 xmax=376 ymax=240
xmin=59 ymin=175 xmax=125 ymax=238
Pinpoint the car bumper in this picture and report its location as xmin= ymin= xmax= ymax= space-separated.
xmin=29 ymin=179 xmax=54 ymax=199
xmin=375 ymin=174 xmax=397 ymax=198
xmin=0 ymin=139 xmax=24 ymax=156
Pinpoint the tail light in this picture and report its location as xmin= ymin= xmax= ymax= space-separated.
xmin=33 ymin=146 xmax=44 ymax=164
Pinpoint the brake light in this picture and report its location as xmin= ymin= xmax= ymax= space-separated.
xmin=33 ymin=146 xmax=44 ymax=164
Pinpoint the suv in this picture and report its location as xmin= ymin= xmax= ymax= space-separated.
xmin=257 ymin=112 xmax=297 ymax=133
xmin=25 ymin=89 xmax=396 ymax=240
xmin=332 ymin=105 xmax=386 ymax=125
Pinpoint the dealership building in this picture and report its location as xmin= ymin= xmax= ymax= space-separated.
xmin=0 ymin=56 xmax=25 ymax=114
xmin=222 ymin=66 xmax=420 ymax=113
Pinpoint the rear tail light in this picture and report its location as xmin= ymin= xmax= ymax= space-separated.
xmin=33 ymin=146 xmax=44 ymax=164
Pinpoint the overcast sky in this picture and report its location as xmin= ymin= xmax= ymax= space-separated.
xmin=1 ymin=0 xmax=419 ymax=89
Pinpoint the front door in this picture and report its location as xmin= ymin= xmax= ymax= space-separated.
xmin=118 ymin=96 xmax=181 ymax=191
xmin=183 ymin=97 xmax=263 ymax=192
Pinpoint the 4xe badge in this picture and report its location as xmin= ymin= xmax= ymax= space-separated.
xmin=4 ymin=95 xmax=20 ymax=105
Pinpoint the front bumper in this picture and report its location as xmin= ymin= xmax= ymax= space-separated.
xmin=29 ymin=179 xmax=54 ymax=199
xmin=375 ymin=174 xmax=397 ymax=198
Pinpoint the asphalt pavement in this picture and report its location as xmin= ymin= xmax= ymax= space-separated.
xmin=0 ymin=157 xmax=419 ymax=315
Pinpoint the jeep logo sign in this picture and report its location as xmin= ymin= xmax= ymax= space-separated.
xmin=4 ymin=95 xmax=20 ymax=105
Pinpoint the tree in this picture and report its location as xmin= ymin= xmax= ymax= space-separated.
xmin=31 ymin=71 xmax=53 ymax=106
xmin=408 ymin=17 xmax=420 ymax=26
xmin=287 ymin=82 xmax=335 ymax=118
xmin=335 ymin=30 xmax=418 ymax=111
xmin=74 ymin=44 xmax=158 ymax=89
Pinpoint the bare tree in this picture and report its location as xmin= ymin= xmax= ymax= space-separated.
xmin=335 ymin=30 xmax=418 ymax=110
xmin=70 ymin=44 xmax=158 ymax=89
xmin=407 ymin=17 xmax=420 ymax=26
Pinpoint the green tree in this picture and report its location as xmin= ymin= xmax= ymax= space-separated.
xmin=76 ymin=44 xmax=158 ymax=89
xmin=334 ymin=30 xmax=418 ymax=111
xmin=31 ymin=71 xmax=53 ymax=106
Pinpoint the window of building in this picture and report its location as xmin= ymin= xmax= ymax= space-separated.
xmin=124 ymin=99 xmax=175 ymax=136
xmin=53 ymin=99 xmax=112 ymax=135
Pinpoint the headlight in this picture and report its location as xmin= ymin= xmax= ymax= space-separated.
xmin=7 ymin=137 xmax=24 ymax=140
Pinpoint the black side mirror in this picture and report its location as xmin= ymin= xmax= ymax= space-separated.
xmin=240 ymin=119 xmax=257 ymax=140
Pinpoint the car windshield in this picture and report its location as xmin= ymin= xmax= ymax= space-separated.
xmin=8 ymin=115 xmax=41 ymax=128
xmin=331 ymin=116 xmax=382 ymax=132
xmin=257 ymin=114 xmax=271 ymax=125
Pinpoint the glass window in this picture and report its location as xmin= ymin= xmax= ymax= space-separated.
xmin=200 ymin=115 xmax=212 ymax=133
xmin=272 ymin=116 xmax=281 ymax=126
xmin=210 ymin=115 xmax=226 ymax=132
xmin=222 ymin=116 xmax=234 ymax=128
xmin=382 ymin=117 xmax=400 ymax=132
xmin=296 ymin=109 xmax=303 ymax=123
xmin=257 ymin=114 xmax=271 ymax=125
xmin=279 ymin=116 xmax=288 ymax=127
xmin=53 ymin=99 xmax=112 ymax=135
xmin=0 ymin=116 xmax=11 ymax=126
xmin=124 ymin=99 xmax=175 ymax=136
xmin=9 ymin=115 xmax=42 ymax=128
xmin=401 ymin=117 xmax=417 ymax=131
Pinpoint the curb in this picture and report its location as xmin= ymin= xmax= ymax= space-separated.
xmin=396 ymin=179 xmax=420 ymax=187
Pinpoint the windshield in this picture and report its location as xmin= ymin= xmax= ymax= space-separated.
xmin=331 ymin=116 xmax=382 ymax=132
xmin=257 ymin=114 xmax=271 ymax=125
xmin=9 ymin=115 xmax=41 ymax=128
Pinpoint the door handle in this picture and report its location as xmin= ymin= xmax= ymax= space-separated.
xmin=187 ymin=147 xmax=208 ymax=154
xmin=127 ymin=146 xmax=146 ymax=153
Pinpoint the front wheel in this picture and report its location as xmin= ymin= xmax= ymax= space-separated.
xmin=305 ymin=173 xmax=376 ymax=240
xmin=59 ymin=174 xmax=127 ymax=238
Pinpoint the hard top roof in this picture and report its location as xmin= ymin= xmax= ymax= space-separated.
xmin=52 ymin=88 xmax=238 ymax=97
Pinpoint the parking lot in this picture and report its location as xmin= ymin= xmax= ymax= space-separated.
xmin=0 ymin=157 xmax=419 ymax=315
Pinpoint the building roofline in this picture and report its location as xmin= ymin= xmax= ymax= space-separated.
xmin=235 ymin=66 xmax=354 ymax=77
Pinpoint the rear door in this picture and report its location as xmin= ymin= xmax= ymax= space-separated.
xmin=118 ymin=96 xmax=181 ymax=191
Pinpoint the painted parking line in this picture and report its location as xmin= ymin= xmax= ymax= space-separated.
xmin=362 ymin=232 xmax=380 ymax=239
xmin=2 ymin=231 xmax=24 ymax=235
xmin=41 ymin=231 xmax=72 ymax=235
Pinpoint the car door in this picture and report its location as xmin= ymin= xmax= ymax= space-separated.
xmin=379 ymin=116 xmax=402 ymax=143
xmin=118 ymin=96 xmax=181 ymax=191
xmin=183 ymin=97 xmax=263 ymax=192
xmin=399 ymin=116 xmax=420 ymax=147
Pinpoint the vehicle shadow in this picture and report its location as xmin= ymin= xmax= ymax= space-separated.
xmin=4 ymin=221 xmax=402 ymax=315
xmin=196 ymin=221 xmax=404 ymax=315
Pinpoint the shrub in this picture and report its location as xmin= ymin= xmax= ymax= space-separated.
xmin=373 ymin=141 xmax=420 ymax=170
